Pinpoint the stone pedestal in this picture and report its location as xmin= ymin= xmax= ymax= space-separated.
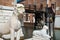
xmin=23 ymin=22 xmax=34 ymax=39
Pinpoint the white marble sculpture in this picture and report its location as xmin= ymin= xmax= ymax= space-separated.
xmin=25 ymin=25 xmax=51 ymax=40
xmin=33 ymin=25 xmax=51 ymax=40
xmin=0 ymin=4 xmax=25 ymax=40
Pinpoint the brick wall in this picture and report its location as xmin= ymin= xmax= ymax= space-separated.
xmin=20 ymin=0 xmax=46 ymax=7
xmin=0 ymin=0 xmax=60 ymax=15
xmin=0 ymin=0 xmax=14 ymax=6
xmin=56 ymin=0 xmax=60 ymax=15
xmin=21 ymin=0 xmax=60 ymax=15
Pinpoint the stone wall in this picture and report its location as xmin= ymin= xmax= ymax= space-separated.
xmin=55 ymin=15 xmax=60 ymax=28
xmin=0 ymin=6 xmax=13 ymax=24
